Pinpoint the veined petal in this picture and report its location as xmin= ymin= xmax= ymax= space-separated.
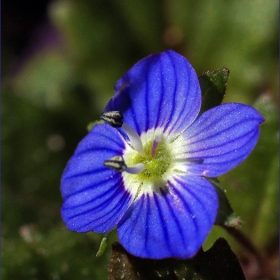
xmin=105 ymin=50 xmax=201 ymax=135
xmin=176 ymin=103 xmax=264 ymax=177
xmin=61 ymin=124 xmax=133 ymax=233
xmin=117 ymin=175 xmax=218 ymax=259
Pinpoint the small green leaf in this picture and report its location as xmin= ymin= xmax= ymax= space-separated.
xmin=199 ymin=67 xmax=230 ymax=114
xmin=96 ymin=230 xmax=115 ymax=257
xmin=109 ymin=239 xmax=245 ymax=280
xmin=96 ymin=236 xmax=109 ymax=258
xmin=87 ymin=120 xmax=104 ymax=132
xmin=207 ymin=178 xmax=239 ymax=227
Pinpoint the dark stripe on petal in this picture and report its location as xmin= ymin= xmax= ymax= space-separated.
xmin=184 ymin=129 xmax=259 ymax=176
xmin=179 ymin=103 xmax=263 ymax=176
xmin=169 ymin=181 xmax=200 ymax=236
xmin=153 ymin=194 xmax=173 ymax=253
xmin=184 ymin=118 xmax=260 ymax=146
xmin=74 ymin=190 xmax=131 ymax=232
xmin=176 ymin=178 xmax=212 ymax=225
xmin=184 ymin=129 xmax=256 ymax=156
xmin=63 ymin=176 xmax=124 ymax=209
xmin=159 ymin=188 xmax=187 ymax=252
xmin=61 ymin=124 xmax=133 ymax=233
xmin=117 ymin=175 xmax=218 ymax=259
xmin=104 ymin=50 xmax=201 ymax=136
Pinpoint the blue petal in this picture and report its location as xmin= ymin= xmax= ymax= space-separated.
xmin=179 ymin=103 xmax=264 ymax=177
xmin=117 ymin=175 xmax=218 ymax=259
xmin=61 ymin=124 xmax=133 ymax=233
xmin=105 ymin=50 xmax=201 ymax=135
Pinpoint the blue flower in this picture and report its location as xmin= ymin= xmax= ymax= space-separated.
xmin=60 ymin=50 xmax=264 ymax=259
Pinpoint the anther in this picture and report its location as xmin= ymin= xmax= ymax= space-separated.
xmin=100 ymin=111 xmax=123 ymax=128
xmin=104 ymin=156 xmax=145 ymax=175
xmin=104 ymin=156 xmax=127 ymax=171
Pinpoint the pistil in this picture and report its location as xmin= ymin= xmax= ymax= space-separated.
xmin=151 ymin=135 xmax=162 ymax=158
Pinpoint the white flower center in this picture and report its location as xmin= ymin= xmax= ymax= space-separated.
xmin=125 ymin=136 xmax=171 ymax=180
xmin=122 ymin=126 xmax=177 ymax=198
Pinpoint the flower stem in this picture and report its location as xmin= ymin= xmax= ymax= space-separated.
xmin=222 ymin=225 xmax=265 ymax=275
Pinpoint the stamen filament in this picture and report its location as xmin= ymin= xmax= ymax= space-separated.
xmin=125 ymin=163 xmax=145 ymax=174
xmin=123 ymin=123 xmax=144 ymax=155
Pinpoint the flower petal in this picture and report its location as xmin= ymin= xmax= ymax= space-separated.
xmin=61 ymin=124 xmax=133 ymax=233
xmin=117 ymin=175 xmax=218 ymax=259
xmin=105 ymin=50 xmax=201 ymax=135
xmin=176 ymin=103 xmax=264 ymax=177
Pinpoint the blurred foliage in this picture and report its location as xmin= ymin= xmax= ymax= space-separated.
xmin=2 ymin=0 xmax=278 ymax=279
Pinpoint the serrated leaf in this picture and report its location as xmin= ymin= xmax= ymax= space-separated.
xmin=199 ymin=67 xmax=229 ymax=114
xmin=109 ymin=239 xmax=245 ymax=280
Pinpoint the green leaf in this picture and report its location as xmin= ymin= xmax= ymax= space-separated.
xmin=96 ymin=236 xmax=109 ymax=258
xmin=199 ymin=67 xmax=229 ymax=114
xmin=207 ymin=178 xmax=240 ymax=227
xmin=109 ymin=239 xmax=245 ymax=280
xmin=87 ymin=120 xmax=104 ymax=132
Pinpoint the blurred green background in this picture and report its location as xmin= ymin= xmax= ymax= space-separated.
xmin=2 ymin=1 xmax=278 ymax=279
